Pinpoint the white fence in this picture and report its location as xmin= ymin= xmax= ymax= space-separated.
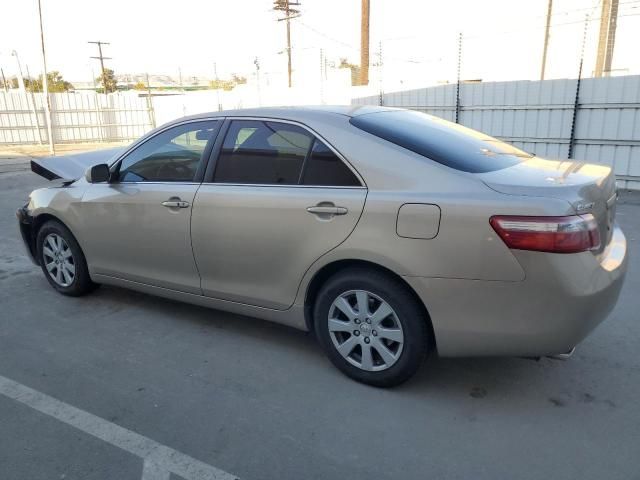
xmin=0 ymin=91 xmax=154 ymax=145
xmin=352 ymin=75 xmax=640 ymax=190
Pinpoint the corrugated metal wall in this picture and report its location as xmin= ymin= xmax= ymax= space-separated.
xmin=352 ymin=75 xmax=640 ymax=190
xmin=0 ymin=91 xmax=153 ymax=145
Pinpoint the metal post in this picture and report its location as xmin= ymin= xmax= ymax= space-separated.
xmin=37 ymin=0 xmax=55 ymax=154
xmin=455 ymin=33 xmax=462 ymax=124
xmin=145 ymin=73 xmax=156 ymax=129
xmin=568 ymin=15 xmax=589 ymax=159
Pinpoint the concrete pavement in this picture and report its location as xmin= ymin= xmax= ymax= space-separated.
xmin=1 ymin=169 xmax=639 ymax=480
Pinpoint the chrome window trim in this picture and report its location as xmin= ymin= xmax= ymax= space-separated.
xmin=207 ymin=116 xmax=367 ymax=188
xmin=198 ymin=183 xmax=366 ymax=190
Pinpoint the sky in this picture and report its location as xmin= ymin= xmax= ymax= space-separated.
xmin=1 ymin=0 xmax=639 ymax=88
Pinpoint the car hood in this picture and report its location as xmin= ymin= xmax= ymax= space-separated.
xmin=30 ymin=147 xmax=125 ymax=181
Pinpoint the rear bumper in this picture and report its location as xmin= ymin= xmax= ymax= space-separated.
xmin=16 ymin=205 xmax=38 ymax=265
xmin=404 ymin=225 xmax=628 ymax=357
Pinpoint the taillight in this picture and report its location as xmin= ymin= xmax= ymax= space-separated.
xmin=489 ymin=214 xmax=601 ymax=254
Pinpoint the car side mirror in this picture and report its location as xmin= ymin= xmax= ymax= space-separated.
xmin=85 ymin=163 xmax=111 ymax=183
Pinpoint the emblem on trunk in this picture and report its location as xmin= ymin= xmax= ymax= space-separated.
xmin=575 ymin=202 xmax=595 ymax=213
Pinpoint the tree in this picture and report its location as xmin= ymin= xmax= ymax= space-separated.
xmin=95 ymin=68 xmax=117 ymax=93
xmin=132 ymin=81 xmax=147 ymax=91
xmin=231 ymin=74 xmax=247 ymax=85
xmin=338 ymin=58 xmax=362 ymax=86
xmin=12 ymin=71 xmax=73 ymax=92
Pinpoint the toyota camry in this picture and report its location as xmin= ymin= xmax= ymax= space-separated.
xmin=17 ymin=106 xmax=628 ymax=386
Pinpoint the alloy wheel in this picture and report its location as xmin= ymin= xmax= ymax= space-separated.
xmin=328 ymin=289 xmax=404 ymax=371
xmin=43 ymin=233 xmax=75 ymax=287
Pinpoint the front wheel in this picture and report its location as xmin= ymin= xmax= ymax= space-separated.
xmin=314 ymin=268 xmax=431 ymax=387
xmin=36 ymin=220 xmax=97 ymax=296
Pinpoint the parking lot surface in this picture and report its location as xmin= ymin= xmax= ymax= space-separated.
xmin=1 ymin=169 xmax=639 ymax=480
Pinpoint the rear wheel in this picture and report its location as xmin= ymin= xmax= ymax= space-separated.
xmin=36 ymin=220 xmax=97 ymax=296
xmin=314 ymin=268 xmax=431 ymax=387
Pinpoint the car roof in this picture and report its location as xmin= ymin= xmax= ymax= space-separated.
xmin=174 ymin=105 xmax=401 ymax=124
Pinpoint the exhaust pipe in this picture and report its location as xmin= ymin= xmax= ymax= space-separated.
xmin=547 ymin=347 xmax=576 ymax=361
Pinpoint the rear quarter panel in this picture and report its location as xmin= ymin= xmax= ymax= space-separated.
xmin=292 ymin=117 xmax=577 ymax=305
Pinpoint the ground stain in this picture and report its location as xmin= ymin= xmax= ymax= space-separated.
xmin=469 ymin=386 xmax=487 ymax=398
xmin=548 ymin=397 xmax=565 ymax=407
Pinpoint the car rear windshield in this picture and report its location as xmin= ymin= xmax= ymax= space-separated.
xmin=349 ymin=110 xmax=532 ymax=173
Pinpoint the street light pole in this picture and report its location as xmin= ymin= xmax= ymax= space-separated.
xmin=12 ymin=50 xmax=42 ymax=145
xmin=11 ymin=50 xmax=27 ymax=93
xmin=37 ymin=0 xmax=55 ymax=154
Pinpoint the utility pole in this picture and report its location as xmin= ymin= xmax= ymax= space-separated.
xmin=377 ymin=41 xmax=384 ymax=106
xmin=213 ymin=62 xmax=222 ymax=111
xmin=360 ymin=0 xmax=370 ymax=86
xmin=254 ymin=57 xmax=261 ymax=106
xmin=319 ymin=48 xmax=325 ymax=104
xmin=273 ymin=0 xmax=301 ymax=88
xmin=595 ymin=0 xmax=619 ymax=77
xmin=540 ymin=0 xmax=553 ymax=80
xmin=455 ymin=33 xmax=463 ymax=124
xmin=88 ymin=41 xmax=112 ymax=94
xmin=37 ymin=0 xmax=54 ymax=154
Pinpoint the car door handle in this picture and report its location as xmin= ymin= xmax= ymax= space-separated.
xmin=162 ymin=198 xmax=190 ymax=208
xmin=306 ymin=205 xmax=348 ymax=216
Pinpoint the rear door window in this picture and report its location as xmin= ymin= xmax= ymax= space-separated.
xmin=214 ymin=120 xmax=312 ymax=184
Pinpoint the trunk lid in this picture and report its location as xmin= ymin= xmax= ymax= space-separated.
xmin=30 ymin=147 xmax=125 ymax=181
xmin=478 ymin=157 xmax=618 ymax=251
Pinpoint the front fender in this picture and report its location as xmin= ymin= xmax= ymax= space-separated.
xmin=25 ymin=184 xmax=89 ymax=253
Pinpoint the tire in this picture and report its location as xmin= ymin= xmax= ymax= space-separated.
xmin=314 ymin=267 xmax=431 ymax=387
xmin=36 ymin=220 xmax=98 ymax=296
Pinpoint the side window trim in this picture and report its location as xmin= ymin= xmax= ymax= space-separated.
xmin=110 ymin=118 xmax=222 ymax=184
xmin=296 ymin=138 xmax=317 ymax=185
xmin=203 ymin=118 xmax=231 ymax=183
xmin=202 ymin=117 xmax=366 ymax=188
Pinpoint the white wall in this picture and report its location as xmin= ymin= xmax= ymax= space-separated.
xmin=353 ymin=76 xmax=640 ymax=190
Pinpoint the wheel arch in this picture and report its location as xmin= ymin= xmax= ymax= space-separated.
xmin=303 ymin=259 xmax=437 ymax=351
xmin=31 ymin=213 xmax=82 ymax=265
